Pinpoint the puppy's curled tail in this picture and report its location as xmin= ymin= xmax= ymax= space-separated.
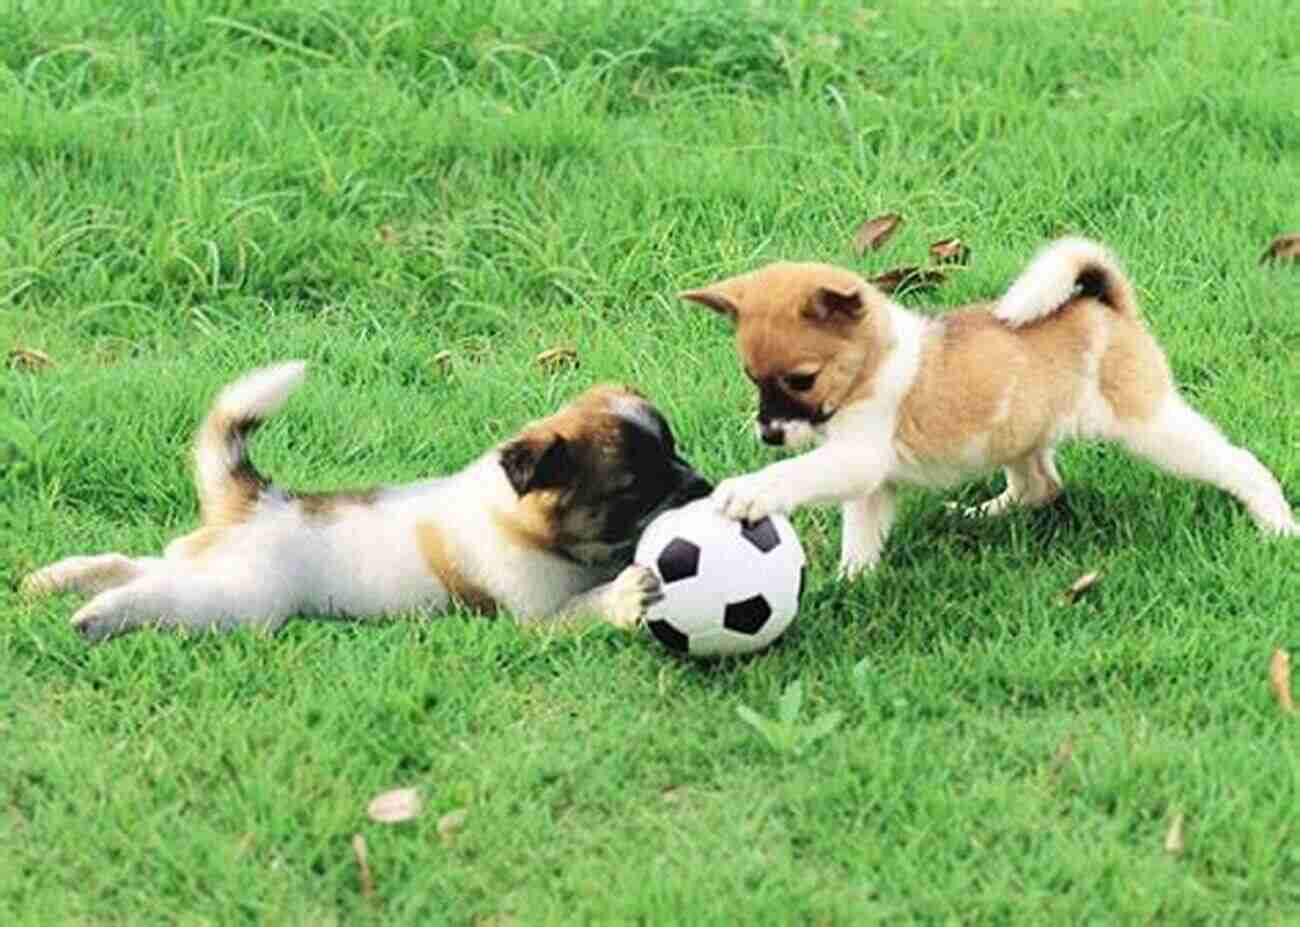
xmin=194 ymin=361 xmax=306 ymax=526
xmin=994 ymin=237 xmax=1138 ymax=328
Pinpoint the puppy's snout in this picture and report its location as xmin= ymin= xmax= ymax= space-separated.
xmin=759 ymin=423 xmax=786 ymax=446
xmin=672 ymin=461 xmax=713 ymax=502
xmin=680 ymin=473 xmax=713 ymax=502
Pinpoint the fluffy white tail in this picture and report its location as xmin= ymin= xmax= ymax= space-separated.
xmin=194 ymin=361 xmax=306 ymax=526
xmin=994 ymin=237 xmax=1138 ymax=328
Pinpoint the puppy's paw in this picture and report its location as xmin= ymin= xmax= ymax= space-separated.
xmin=20 ymin=559 xmax=89 ymax=597
xmin=711 ymin=474 xmax=784 ymax=523
xmin=20 ymin=554 xmax=137 ymax=598
xmin=70 ymin=591 xmax=133 ymax=644
xmin=1251 ymin=494 xmax=1298 ymax=537
xmin=836 ymin=553 xmax=879 ymax=581
xmin=944 ymin=493 xmax=1015 ymax=519
xmin=19 ymin=568 xmax=56 ymax=598
xmin=603 ymin=565 xmax=663 ymax=630
xmin=1266 ymin=514 xmax=1299 ymax=539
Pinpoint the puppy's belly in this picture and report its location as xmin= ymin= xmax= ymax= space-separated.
xmin=307 ymin=558 xmax=447 ymax=618
xmin=891 ymin=458 xmax=993 ymax=489
xmin=891 ymin=436 xmax=1001 ymax=489
xmin=302 ymin=507 xmax=449 ymax=618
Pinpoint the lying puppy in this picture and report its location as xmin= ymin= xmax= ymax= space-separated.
xmin=681 ymin=237 xmax=1297 ymax=576
xmin=22 ymin=362 xmax=711 ymax=641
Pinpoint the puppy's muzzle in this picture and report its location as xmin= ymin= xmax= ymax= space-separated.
xmin=756 ymin=382 xmax=827 ymax=448
xmin=672 ymin=459 xmax=713 ymax=502
xmin=758 ymin=422 xmax=786 ymax=446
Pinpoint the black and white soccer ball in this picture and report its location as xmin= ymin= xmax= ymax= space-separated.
xmin=634 ymin=499 xmax=806 ymax=657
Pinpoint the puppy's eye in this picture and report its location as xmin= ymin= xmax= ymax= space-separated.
xmin=783 ymin=372 xmax=818 ymax=393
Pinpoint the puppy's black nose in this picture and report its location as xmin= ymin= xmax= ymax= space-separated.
xmin=759 ymin=423 xmax=785 ymax=446
xmin=678 ymin=472 xmax=713 ymax=502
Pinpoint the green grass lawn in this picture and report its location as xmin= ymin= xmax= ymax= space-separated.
xmin=3 ymin=0 xmax=1300 ymax=922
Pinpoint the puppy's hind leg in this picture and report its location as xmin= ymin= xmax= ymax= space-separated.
xmin=1116 ymin=395 xmax=1297 ymax=536
xmin=965 ymin=447 xmax=1063 ymax=518
xmin=71 ymin=568 xmax=292 ymax=643
xmin=21 ymin=554 xmax=162 ymax=599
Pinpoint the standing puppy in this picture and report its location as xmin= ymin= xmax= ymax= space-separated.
xmin=22 ymin=363 xmax=711 ymax=641
xmin=681 ymin=237 xmax=1296 ymax=576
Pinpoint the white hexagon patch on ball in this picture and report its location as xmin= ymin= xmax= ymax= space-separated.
xmin=634 ymin=499 xmax=806 ymax=657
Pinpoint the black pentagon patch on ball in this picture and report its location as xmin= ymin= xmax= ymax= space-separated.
xmin=723 ymin=594 xmax=772 ymax=635
xmin=657 ymin=538 xmax=701 ymax=583
xmin=739 ymin=516 xmax=780 ymax=553
xmin=647 ymin=619 xmax=689 ymax=653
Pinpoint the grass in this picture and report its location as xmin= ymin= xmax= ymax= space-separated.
xmin=3 ymin=0 xmax=1300 ymax=922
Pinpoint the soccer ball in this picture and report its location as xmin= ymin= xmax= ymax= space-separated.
xmin=634 ymin=499 xmax=806 ymax=657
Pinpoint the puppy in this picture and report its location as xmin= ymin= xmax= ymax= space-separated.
xmin=22 ymin=362 xmax=711 ymax=641
xmin=681 ymin=237 xmax=1297 ymax=575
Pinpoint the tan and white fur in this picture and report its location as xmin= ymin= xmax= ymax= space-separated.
xmin=681 ymin=237 xmax=1297 ymax=576
xmin=22 ymin=363 xmax=712 ymax=642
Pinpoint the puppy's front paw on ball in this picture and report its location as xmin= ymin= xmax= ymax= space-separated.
xmin=711 ymin=475 xmax=782 ymax=523
xmin=604 ymin=565 xmax=663 ymax=630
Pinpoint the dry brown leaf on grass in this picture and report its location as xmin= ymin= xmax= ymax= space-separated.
xmin=438 ymin=808 xmax=469 ymax=847
xmin=929 ymin=238 xmax=970 ymax=266
xmin=366 ymin=787 xmax=423 ymax=823
xmin=869 ymin=266 xmax=945 ymax=295
xmin=473 ymin=915 xmax=520 ymax=927
xmin=1164 ymin=812 xmax=1185 ymax=855
xmin=1049 ymin=735 xmax=1075 ymax=776
xmin=1270 ymin=649 xmax=1295 ymax=715
xmin=1064 ymin=571 xmax=1102 ymax=603
xmin=376 ymin=225 xmax=399 ymax=245
xmin=1260 ymin=234 xmax=1300 ymax=265
xmin=536 ymin=346 xmax=578 ymax=372
xmin=852 ymin=213 xmax=903 ymax=256
xmin=352 ymin=833 xmax=375 ymax=898
xmin=8 ymin=347 xmax=53 ymax=371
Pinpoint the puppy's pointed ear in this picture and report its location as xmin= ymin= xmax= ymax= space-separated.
xmin=499 ymin=433 xmax=572 ymax=496
xmin=679 ymin=287 xmax=741 ymax=321
xmin=805 ymin=284 xmax=865 ymax=322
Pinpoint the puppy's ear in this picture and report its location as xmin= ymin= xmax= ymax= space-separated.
xmin=499 ymin=433 xmax=572 ymax=496
xmin=679 ymin=287 xmax=740 ymax=321
xmin=804 ymin=284 xmax=865 ymax=322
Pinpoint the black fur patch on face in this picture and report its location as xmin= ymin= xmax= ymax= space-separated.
xmin=587 ymin=412 xmax=708 ymax=545
xmin=756 ymin=379 xmax=825 ymax=425
xmin=596 ymin=420 xmax=682 ymax=542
